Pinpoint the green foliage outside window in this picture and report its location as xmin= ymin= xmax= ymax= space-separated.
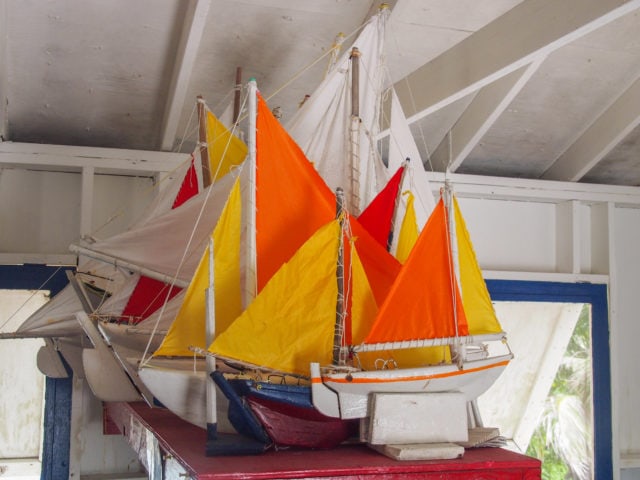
xmin=526 ymin=305 xmax=592 ymax=480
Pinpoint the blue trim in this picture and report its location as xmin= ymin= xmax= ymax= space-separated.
xmin=41 ymin=366 xmax=72 ymax=480
xmin=0 ymin=264 xmax=72 ymax=296
xmin=0 ymin=264 xmax=73 ymax=480
xmin=487 ymin=279 xmax=612 ymax=480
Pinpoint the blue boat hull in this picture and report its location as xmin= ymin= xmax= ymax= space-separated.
xmin=220 ymin=376 xmax=358 ymax=449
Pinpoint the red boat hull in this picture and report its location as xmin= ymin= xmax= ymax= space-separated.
xmin=247 ymin=396 xmax=358 ymax=449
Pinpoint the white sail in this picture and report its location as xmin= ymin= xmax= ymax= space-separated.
xmin=286 ymin=9 xmax=390 ymax=213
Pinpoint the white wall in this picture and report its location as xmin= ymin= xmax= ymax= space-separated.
xmin=0 ymin=168 xmax=156 ymax=263
xmin=612 ymin=207 xmax=640 ymax=469
xmin=458 ymin=197 xmax=558 ymax=272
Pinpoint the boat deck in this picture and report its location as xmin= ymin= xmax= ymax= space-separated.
xmin=104 ymin=401 xmax=541 ymax=479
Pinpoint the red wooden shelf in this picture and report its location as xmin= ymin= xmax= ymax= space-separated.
xmin=105 ymin=401 xmax=541 ymax=479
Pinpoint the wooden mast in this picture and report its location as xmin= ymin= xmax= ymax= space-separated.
xmin=332 ymin=187 xmax=346 ymax=366
xmin=197 ymin=95 xmax=212 ymax=188
xmin=349 ymin=47 xmax=361 ymax=215
xmin=387 ymin=158 xmax=410 ymax=251
xmin=233 ymin=67 xmax=242 ymax=124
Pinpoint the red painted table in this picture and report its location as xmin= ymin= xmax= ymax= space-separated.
xmin=105 ymin=402 xmax=541 ymax=479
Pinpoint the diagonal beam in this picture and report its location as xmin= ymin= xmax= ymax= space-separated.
xmin=542 ymin=75 xmax=640 ymax=181
xmin=393 ymin=0 xmax=640 ymax=124
xmin=431 ymin=59 xmax=544 ymax=172
xmin=159 ymin=0 xmax=211 ymax=151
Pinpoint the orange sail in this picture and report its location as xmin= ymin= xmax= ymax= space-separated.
xmin=254 ymin=93 xmax=400 ymax=304
xmin=364 ymin=198 xmax=469 ymax=344
xmin=255 ymin=94 xmax=336 ymax=291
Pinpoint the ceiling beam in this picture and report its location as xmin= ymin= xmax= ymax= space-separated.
xmin=430 ymin=59 xmax=544 ymax=172
xmin=0 ymin=142 xmax=188 ymax=175
xmin=0 ymin=1 xmax=8 ymax=141
xmin=393 ymin=0 xmax=640 ymax=125
xmin=542 ymin=75 xmax=640 ymax=181
xmin=426 ymin=171 xmax=640 ymax=207
xmin=159 ymin=0 xmax=212 ymax=152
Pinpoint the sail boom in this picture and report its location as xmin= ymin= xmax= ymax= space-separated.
xmin=353 ymin=333 xmax=507 ymax=352
xmin=69 ymin=244 xmax=189 ymax=288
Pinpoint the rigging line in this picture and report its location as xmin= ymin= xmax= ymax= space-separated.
xmin=402 ymin=76 xmax=434 ymax=172
xmin=142 ymin=95 xmax=250 ymax=355
xmin=0 ymin=265 xmax=64 ymax=332
xmin=134 ymin=281 xmax=178 ymax=320
xmin=209 ymin=87 xmax=235 ymax=119
xmin=139 ymin=133 xmax=249 ymax=366
xmin=87 ymin=155 xmax=194 ymax=238
xmin=140 ymin=160 xmax=223 ymax=367
xmin=325 ymin=32 xmax=346 ymax=78
xmin=84 ymin=276 xmax=111 ymax=314
xmin=264 ymin=17 xmax=370 ymax=104
xmin=447 ymin=130 xmax=454 ymax=172
xmin=377 ymin=66 xmax=434 ymax=226
xmin=204 ymin=88 xmax=250 ymax=183
xmin=343 ymin=217 xmax=355 ymax=352
xmin=385 ymin=20 xmax=434 ymax=173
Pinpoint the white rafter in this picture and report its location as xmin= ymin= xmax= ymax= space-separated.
xmin=393 ymin=0 xmax=640 ymax=125
xmin=0 ymin=142 xmax=188 ymax=175
xmin=542 ymin=75 xmax=640 ymax=181
xmin=431 ymin=59 xmax=545 ymax=172
xmin=159 ymin=0 xmax=212 ymax=152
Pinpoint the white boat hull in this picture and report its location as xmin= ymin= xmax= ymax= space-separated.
xmin=138 ymin=359 xmax=235 ymax=433
xmin=312 ymin=354 xmax=513 ymax=419
xmin=138 ymin=364 xmax=208 ymax=428
xmin=98 ymin=320 xmax=165 ymax=353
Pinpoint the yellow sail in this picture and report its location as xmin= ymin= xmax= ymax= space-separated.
xmin=209 ymin=221 xmax=341 ymax=376
xmin=154 ymin=178 xmax=243 ymax=357
xmin=206 ymin=110 xmax=248 ymax=180
xmin=349 ymin=240 xmax=378 ymax=345
xmin=454 ymin=196 xmax=503 ymax=335
xmin=395 ymin=191 xmax=419 ymax=263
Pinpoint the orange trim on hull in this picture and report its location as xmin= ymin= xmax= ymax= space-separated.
xmin=322 ymin=359 xmax=510 ymax=385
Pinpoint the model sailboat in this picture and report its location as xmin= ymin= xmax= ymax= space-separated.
xmin=309 ymin=185 xmax=513 ymax=420
xmin=142 ymin=6 xmax=512 ymax=451
xmin=139 ymin=80 xmax=401 ymax=445
xmin=206 ymin=179 xmax=512 ymax=440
